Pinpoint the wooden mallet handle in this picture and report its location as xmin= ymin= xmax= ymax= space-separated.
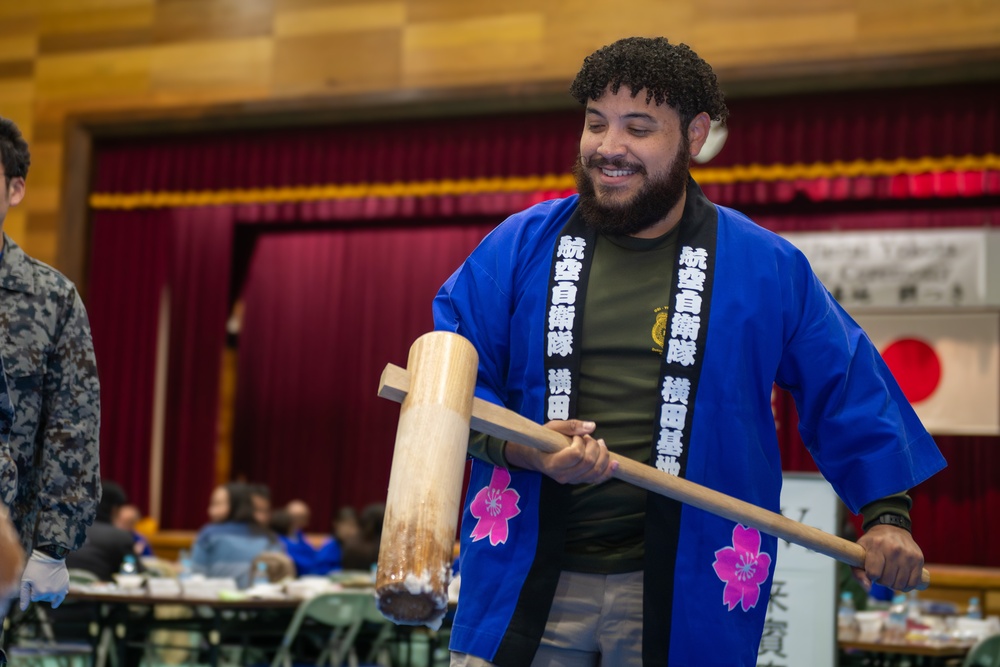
xmin=379 ymin=362 xmax=930 ymax=590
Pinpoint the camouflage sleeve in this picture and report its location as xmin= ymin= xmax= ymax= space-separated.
xmin=0 ymin=358 xmax=16 ymax=507
xmin=34 ymin=287 xmax=101 ymax=550
xmin=0 ymin=358 xmax=12 ymax=443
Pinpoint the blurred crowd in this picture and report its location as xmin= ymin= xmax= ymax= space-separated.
xmin=65 ymin=478 xmax=385 ymax=590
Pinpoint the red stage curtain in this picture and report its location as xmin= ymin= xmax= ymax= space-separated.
xmin=911 ymin=436 xmax=1000 ymax=566
xmin=91 ymin=82 xmax=1000 ymax=214
xmin=159 ymin=207 xmax=234 ymax=529
xmin=87 ymin=211 xmax=170 ymax=509
xmin=92 ymin=111 xmax=580 ymax=193
xmin=230 ymin=220 xmax=497 ymax=531
xmin=712 ymin=85 xmax=994 ymax=165
xmin=87 ymin=207 xmax=232 ymax=527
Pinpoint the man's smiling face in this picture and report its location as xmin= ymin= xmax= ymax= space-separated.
xmin=574 ymin=84 xmax=692 ymax=238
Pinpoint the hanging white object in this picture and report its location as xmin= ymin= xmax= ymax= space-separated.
xmin=693 ymin=120 xmax=728 ymax=164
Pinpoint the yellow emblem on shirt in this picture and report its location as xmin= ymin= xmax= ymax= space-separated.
xmin=652 ymin=308 xmax=669 ymax=352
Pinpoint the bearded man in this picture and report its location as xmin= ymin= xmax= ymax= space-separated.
xmin=434 ymin=37 xmax=945 ymax=667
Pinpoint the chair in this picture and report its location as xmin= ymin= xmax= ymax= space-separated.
xmin=964 ymin=634 xmax=1000 ymax=667
xmin=68 ymin=568 xmax=100 ymax=585
xmin=270 ymin=593 xmax=376 ymax=667
xmin=4 ymin=603 xmax=94 ymax=667
xmin=65 ymin=568 xmax=122 ymax=667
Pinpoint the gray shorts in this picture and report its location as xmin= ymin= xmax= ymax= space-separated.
xmin=451 ymin=569 xmax=644 ymax=667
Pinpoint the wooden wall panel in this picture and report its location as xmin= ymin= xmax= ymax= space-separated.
xmin=152 ymin=0 xmax=274 ymax=44
xmin=402 ymin=14 xmax=547 ymax=85
xmin=858 ymin=1 xmax=1000 ymax=54
xmin=274 ymin=30 xmax=403 ymax=94
xmin=406 ymin=0 xmax=542 ymax=24
xmin=273 ymin=2 xmax=406 ymax=37
xmin=0 ymin=34 xmax=38 ymax=62
xmin=38 ymin=4 xmax=153 ymax=36
xmin=35 ymin=49 xmax=153 ymax=99
xmin=693 ymin=12 xmax=858 ymax=61
xmin=543 ymin=2 xmax=698 ymax=79
xmin=0 ymin=0 xmax=992 ymax=270
xmin=149 ymin=38 xmax=274 ymax=92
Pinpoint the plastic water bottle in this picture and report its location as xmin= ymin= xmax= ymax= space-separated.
xmin=886 ymin=593 xmax=908 ymax=640
xmin=967 ymin=596 xmax=983 ymax=619
xmin=177 ymin=549 xmax=193 ymax=580
xmin=252 ymin=561 xmax=269 ymax=587
xmin=120 ymin=554 xmax=137 ymax=575
xmin=907 ymin=589 xmax=921 ymax=621
xmin=837 ymin=591 xmax=858 ymax=640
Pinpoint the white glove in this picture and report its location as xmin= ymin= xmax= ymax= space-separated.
xmin=19 ymin=550 xmax=69 ymax=610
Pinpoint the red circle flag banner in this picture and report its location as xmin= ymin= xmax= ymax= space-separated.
xmin=880 ymin=338 xmax=943 ymax=403
xmin=853 ymin=312 xmax=1000 ymax=435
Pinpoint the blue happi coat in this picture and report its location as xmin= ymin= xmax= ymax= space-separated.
xmin=432 ymin=186 xmax=945 ymax=666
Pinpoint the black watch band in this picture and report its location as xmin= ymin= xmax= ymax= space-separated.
xmin=35 ymin=544 xmax=70 ymax=560
xmin=863 ymin=513 xmax=912 ymax=533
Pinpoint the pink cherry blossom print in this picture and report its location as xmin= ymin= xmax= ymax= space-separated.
xmin=712 ymin=525 xmax=773 ymax=612
xmin=469 ymin=467 xmax=521 ymax=546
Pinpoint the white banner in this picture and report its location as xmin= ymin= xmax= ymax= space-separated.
xmin=854 ymin=311 xmax=1000 ymax=435
xmin=759 ymin=474 xmax=839 ymax=667
xmin=781 ymin=229 xmax=994 ymax=309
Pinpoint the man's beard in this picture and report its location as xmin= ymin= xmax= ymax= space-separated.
xmin=572 ymin=142 xmax=690 ymax=237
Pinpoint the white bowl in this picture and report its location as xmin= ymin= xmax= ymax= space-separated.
xmin=855 ymin=612 xmax=885 ymax=642
xmin=113 ymin=573 xmax=144 ymax=590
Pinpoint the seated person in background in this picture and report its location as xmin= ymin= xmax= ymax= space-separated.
xmin=56 ymin=482 xmax=147 ymax=666
xmin=270 ymin=500 xmax=318 ymax=576
xmin=113 ymin=503 xmax=153 ymax=557
xmin=313 ymin=506 xmax=358 ymax=574
xmin=269 ymin=508 xmax=292 ymax=538
xmin=191 ymin=482 xmax=285 ymax=588
xmin=340 ymin=503 xmax=384 ymax=572
xmin=248 ymin=483 xmax=272 ymax=527
xmin=286 ymin=499 xmax=311 ymax=536
xmin=66 ymin=480 xmax=145 ymax=581
xmin=206 ymin=484 xmax=232 ymax=523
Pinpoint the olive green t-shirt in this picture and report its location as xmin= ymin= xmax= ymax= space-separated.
xmin=562 ymin=228 xmax=679 ymax=573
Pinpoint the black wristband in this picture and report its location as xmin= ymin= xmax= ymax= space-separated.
xmin=35 ymin=544 xmax=70 ymax=560
xmin=863 ymin=513 xmax=912 ymax=533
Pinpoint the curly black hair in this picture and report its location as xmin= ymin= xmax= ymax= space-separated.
xmin=569 ymin=37 xmax=728 ymax=129
xmin=0 ymin=117 xmax=30 ymax=183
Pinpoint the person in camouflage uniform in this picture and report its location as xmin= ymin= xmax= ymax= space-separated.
xmin=0 ymin=117 xmax=100 ymax=613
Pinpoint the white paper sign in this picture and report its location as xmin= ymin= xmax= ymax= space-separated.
xmin=781 ymin=229 xmax=993 ymax=309
xmin=758 ymin=473 xmax=839 ymax=667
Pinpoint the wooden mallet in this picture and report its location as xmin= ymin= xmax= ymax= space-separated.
xmin=375 ymin=331 xmax=930 ymax=628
